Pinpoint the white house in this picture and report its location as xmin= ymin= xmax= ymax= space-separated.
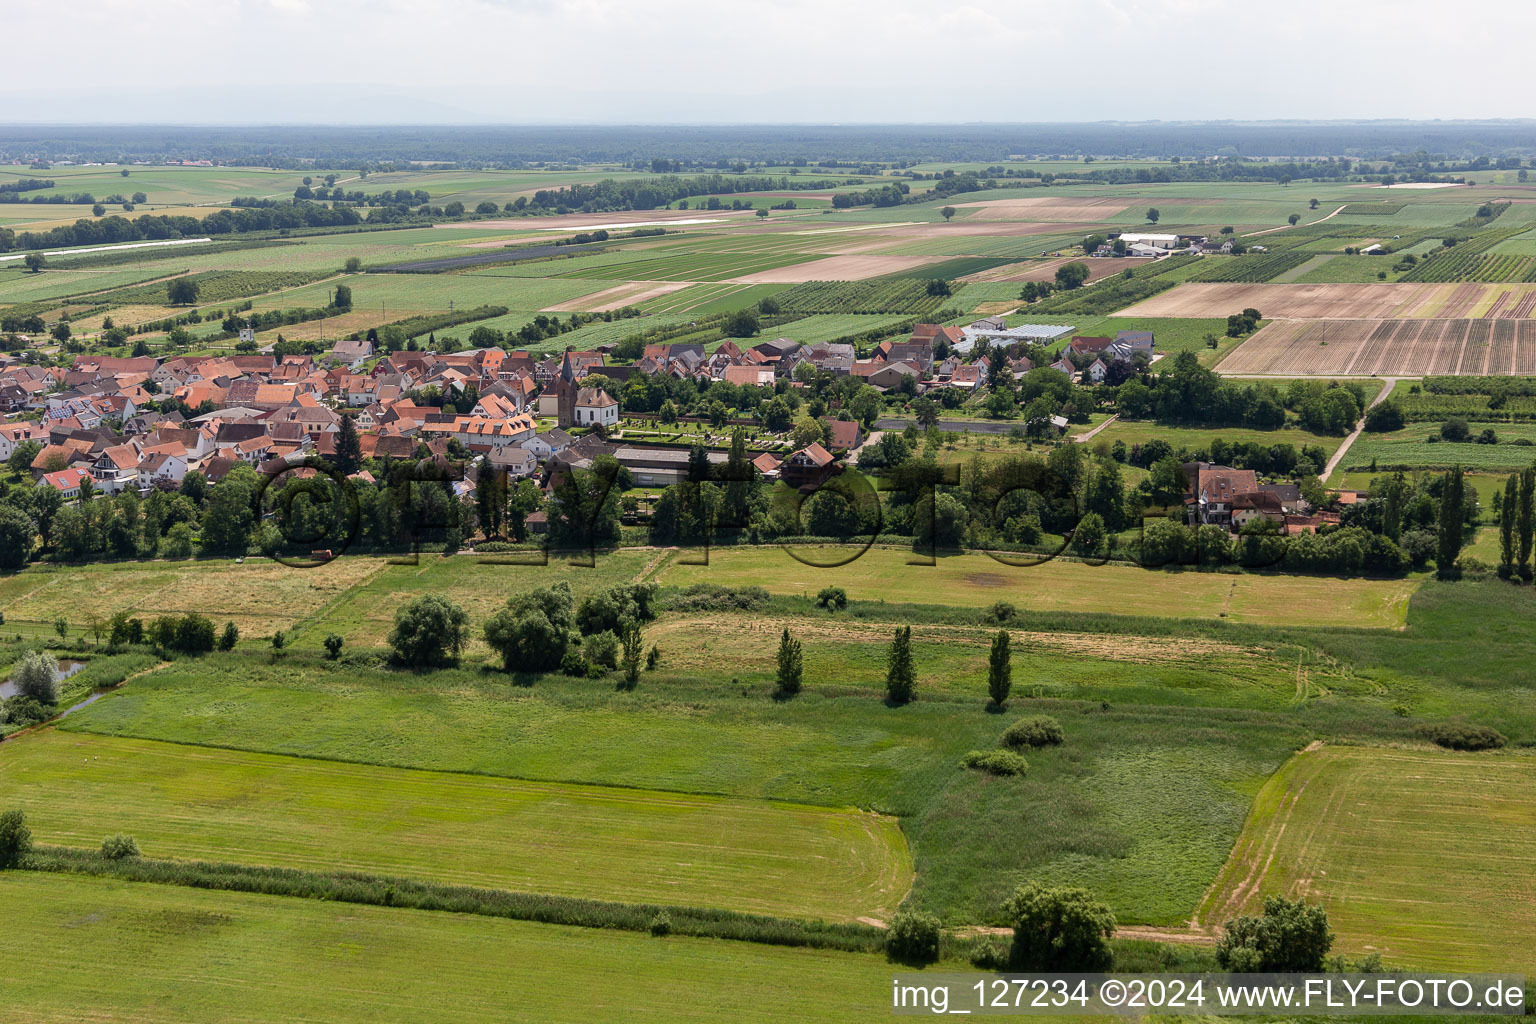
xmin=574 ymin=387 xmax=619 ymax=429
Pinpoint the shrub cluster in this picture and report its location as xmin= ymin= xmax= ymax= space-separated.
xmin=1002 ymin=716 xmax=1064 ymax=749
xmin=960 ymin=749 xmax=1029 ymax=776
xmin=1416 ymin=722 xmax=1507 ymax=751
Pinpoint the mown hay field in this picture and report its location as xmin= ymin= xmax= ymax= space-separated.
xmin=1198 ymin=745 xmax=1536 ymax=973
xmin=0 ymin=872 xmax=897 ymax=1024
xmin=655 ymin=547 xmax=1417 ymax=629
xmin=0 ymin=731 xmax=910 ymax=921
xmin=0 ymin=557 xmax=389 ymax=638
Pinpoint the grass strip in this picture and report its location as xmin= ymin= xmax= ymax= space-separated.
xmin=19 ymin=846 xmax=887 ymax=955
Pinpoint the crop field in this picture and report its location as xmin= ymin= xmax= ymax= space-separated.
xmin=1078 ymin=419 xmax=1347 ymax=456
xmin=1340 ymin=421 xmax=1536 ymax=473
xmin=0 ymin=731 xmax=910 ymax=920
xmin=0 ymin=557 xmax=389 ymax=639
xmin=553 ymin=248 xmax=831 ymax=283
xmin=1117 ymin=281 xmax=1536 ymax=319
xmin=247 ymin=272 xmax=601 ymax=314
xmin=653 ymin=547 xmax=1416 ymax=629
xmin=1220 ymin=318 xmax=1536 ymax=376
xmin=0 ymin=873 xmax=896 ymax=1024
xmin=774 ymin=314 xmax=913 ymax=344
xmin=961 ymin=255 xmax=1150 ymax=284
xmin=1198 ymin=745 xmax=1536 ymax=973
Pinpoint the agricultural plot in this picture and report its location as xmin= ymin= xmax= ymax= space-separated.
xmin=1185 ymin=253 xmax=1315 ymax=284
xmin=1 ymin=873 xmax=895 ymax=1024
xmin=1341 ymin=421 xmax=1536 ymax=474
xmin=0 ymin=557 xmax=389 ymax=639
xmin=1118 ymin=282 xmax=1536 ymax=322
xmin=0 ymin=731 xmax=910 ymax=921
xmin=1220 ymin=318 xmax=1536 ymax=376
xmin=1198 ymin=745 xmax=1536 ymax=973
xmin=553 ymin=248 xmax=830 ymax=283
xmin=775 ymin=314 xmax=913 ymax=345
xmin=249 ymin=272 xmax=599 ymax=314
xmin=951 ymin=196 xmax=1131 ymax=221
xmin=961 ymin=256 xmax=1150 ymax=285
xmin=654 ymin=547 xmax=1415 ymax=629
xmin=542 ymin=280 xmax=692 ymax=311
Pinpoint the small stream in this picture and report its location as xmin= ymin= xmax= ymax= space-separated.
xmin=0 ymin=659 xmax=86 ymax=700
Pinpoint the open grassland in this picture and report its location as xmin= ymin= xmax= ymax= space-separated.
xmin=0 ymin=557 xmax=389 ymax=639
xmin=61 ymin=656 xmax=1306 ymax=925
xmin=1219 ymin=318 xmax=1536 ymax=376
xmin=1198 ymin=745 xmax=1536 ymax=973
xmin=1076 ymin=419 xmax=1347 ymax=456
xmin=0 ymin=731 xmax=909 ymax=921
xmin=654 ymin=547 xmax=1416 ymax=629
xmin=0 ymin=873 xmax=898 ymax=1024
xmin=644 ymin=613 xmax=1334 ymax=710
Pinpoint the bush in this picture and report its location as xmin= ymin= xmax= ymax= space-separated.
xmin=990 ymin=601 xmax=1016 ymax=622
xmin=1002 ymin=716 xmax=1064 ymax=749
xmin=885 ymin=910 xmax=942 ymax=965
xmin=1416 ymin=722 xmax=1507 ymax=751
xmin=960 ymin=749 xmax=1028 ymax=776
xmin=1216 ymin=896 xmax=1333 ymax=972
xmin=969 ymin=938 xmax=1010 ymax=971
xmin=559 ymin=648 xmax=586 ymax=676
xmin=0 ymin=809 xmax=31 ymax=868
xmin=323 ymin=634 xmax=344 ymax=660
xmin=1441 ymin=418 xmax=1471 ymax=442
xmin=662 ymin=584 xmax=770 ymax=612
xmin=584 ymin=630 xmax=620 ymax=672
xmin=12 ymin=649 xmax=58 ymax=704
xmin=815 ymin=586 xmax=848 ymax=610
xmin=1003 ymin=883 xmax=1116 ymax=971
xmin=1 ymin=695 xmax=49 ymax=727
xmin=100 ymin=834 xmax=141 ymax=860
xmin=649 ymin=911 xmax=672 ymax=936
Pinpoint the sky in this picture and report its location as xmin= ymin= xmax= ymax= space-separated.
xmin=9 ymin=0 xmax=1536 ymax=124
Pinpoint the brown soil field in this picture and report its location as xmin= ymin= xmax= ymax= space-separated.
xmin=1117 ymin=282 xmax=1536 ymax=320
xmin=962 ymin=256 xmax=1154 ymax=284
xmin=951 ymin=196 xmax=1131 ymax=221
xmin=253 ymin=309 xmax=416 ymax=344
xmin=70 ymin=304 xmax=178 ymax=333
xmin=729 ymin=254 xmax=937 ymax=283
xmin=880 ymin=221 xmax=1097 ymax=239
xmin=1218 ymin=318 xmax=1536 ymax=376
xmin=543 ymin=280 xmax=692 ymax=312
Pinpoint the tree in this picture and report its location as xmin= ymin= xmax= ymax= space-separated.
xmin=620 ymin=622 xmax=644 ymax=688
xmin=1054 ymin=261 xmax=1089 ymax=290
xmin=1003 ymin=883 xmax=1116 ymax=971
xmin=754 ymin=207 xmax=768 ymax=219
xmin=334 ymin=414 xmax=363 ymax=476
xmin=1216 ymin=896 xmax=1333 ymax=972
xmin=911 ymin=396 xmax=940 ymax=428
xmin=53 ymin=617 xmax=68 ymax=640
xmin=51 ymin=321 xmax=71 ymax=343
xmin=1519 ymin=465 xmax=1535 ymax=580
xmin=270 ymin=631 xmax=287 ymax=657
xmin=323 ymin=633 xmax=344 ymax=660
xmin=23 ymin=252 xmax=45 ymax=273
xmin=1288 ymin=213 xmax=1302 ymax=226
xmin=925 ymin=278 xmax=951 ymax=297
xmin=774 ymin=627 xmax=802 ymax=697
xmin=1436 ymin=465 xmax=1465 ymax=577
xmin=0 ymin=809 xmax=32 ymax=869
xmin=14 ymin=649 xmax=59 ymax=704
xmin=1363 ymin=400 xmax=1404 ymax=433
xmin=167 ymin=277 xmax=200 ymax=305
xmin=1145 ymin=207 xmax=1160 ymax=224
xmin=1500 ymin=474 xmax=1519 ymax=578
xmin=723 ymin=310 xmax=759 ymax=338
xmin=332 ymin=283 xmax=353 ymax=310
xmin=886 ymin=625 xmax=915 ymax=703
xmin=0 ymin=506 xmax=34 ymax=569
xmin=388 ymin=594 xmax=470 ymax=668
xmin=1310 ymin=198 xmax=1320 ymax=209
xmin=344 ymin=256 xmax=363 ymax=273
xmin=941 ymin=206 xmax=957 ymax=222
xmin=987 ymin=630 xmax=1011 ymax=707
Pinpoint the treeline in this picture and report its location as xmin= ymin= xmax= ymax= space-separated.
xmin=0 ymin=178 xmax=53 ymax=194
xmin=0 ymin=202 xmax=365 ymax=253
xmin=519 ymin=174 xmax=846 ymax=214
xmin=1113 ymin=353 xmax=1367 ymax=435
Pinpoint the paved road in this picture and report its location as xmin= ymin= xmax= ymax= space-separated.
xmin=1321 ymin=377 xmax=1399 ymax=483
xmin=1071 ymin=414 xmax=1120 ymax=443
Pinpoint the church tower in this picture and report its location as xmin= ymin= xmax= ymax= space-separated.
xmin=552 ymin=347 xmax=578 ymax=428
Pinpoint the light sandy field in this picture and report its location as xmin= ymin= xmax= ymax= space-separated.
xmin=1199 ymin=745 xmax=1536 ymax=973
xmin=728 ymin=254 xmax=937 ymax=283
xmin=1373 ymin=182 xmax=1464 ymax=190
xmin=961 ymin=256 xmax=1154 ymax=284
xmin=1116 ymin=282 xmax=1536 ymax=319
xmin=951 ymin=196 xmax=1132 ymax=221
xmin=880 ymin=220 xmax=1097 ymax=238
xmin=542 ymin=280 xmax=693 ymax=311
xmin=447 ymin=210 xmax=751 ymax=231
xmin=1219 ymin=318 xmax=1536 ymax=376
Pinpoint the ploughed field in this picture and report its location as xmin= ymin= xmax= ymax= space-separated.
xmin=1218 ymin=318 xmax=1536 ymax=376
xmin=1117 ymin=281 xmax=1536 ymax=320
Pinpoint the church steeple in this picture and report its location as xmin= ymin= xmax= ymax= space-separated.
xmin=560 ymin=346 xmax=576 ymax=384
